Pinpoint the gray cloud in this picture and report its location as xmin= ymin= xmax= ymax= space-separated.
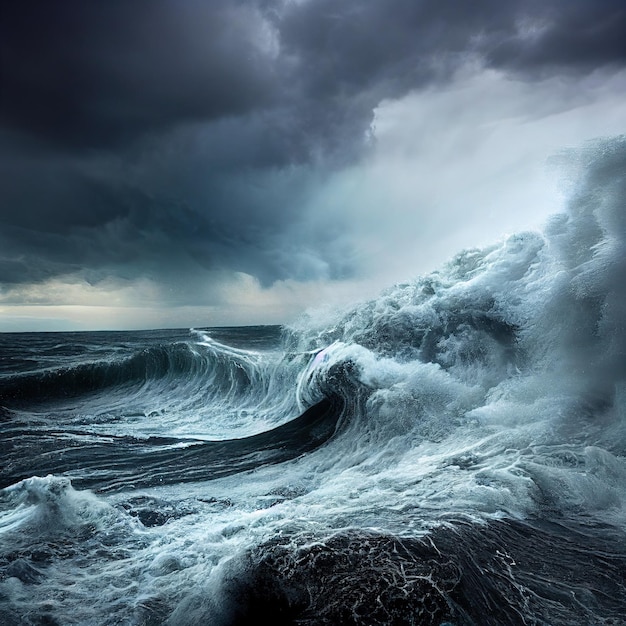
xmin=485 ymin=1 xmax=626 ymax=74
xmin=4 ymin=0 xmax=622 ymax=154
xmin=1 ymin=0 xmax=281 ymax=150
xmin=1 ymin=0 xmax=625 ymax=304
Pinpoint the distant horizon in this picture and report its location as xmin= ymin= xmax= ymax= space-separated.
xmin=0 ymin=322 xmax=287 ymax=335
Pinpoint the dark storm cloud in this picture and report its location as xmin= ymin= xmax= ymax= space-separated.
xmin=275 ymin=0 xmax=626 ymax=103
xmin=0 ymin=147 xmax=345 ymax=297
xmin=485 ymin=1 xmax=626 ymax=74
xmin=0 ymin=0 xmax=280 ymax=149
xmin=3 ymin=0 xmax=623 ymax=154
xmin=1 ymin=0 xmax=624 ymax=299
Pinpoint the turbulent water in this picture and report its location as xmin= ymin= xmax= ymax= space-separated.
xmin=1 ymin=138 xmax=626 ymax=625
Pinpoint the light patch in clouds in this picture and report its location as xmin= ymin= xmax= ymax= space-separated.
xmin=0 ymin=272 xmax=377 ymax=332
xmin=0 ymin=276 xmax=161 ymax=307
xmin=298 ymin=67 xmax=626 ymax=287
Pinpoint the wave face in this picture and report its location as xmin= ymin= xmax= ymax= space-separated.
xmin=1 ymin=137 xmax=626 ymax=624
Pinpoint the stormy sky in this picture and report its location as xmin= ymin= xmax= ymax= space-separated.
xmin=1 ymin=0 xmax=625 ymax=331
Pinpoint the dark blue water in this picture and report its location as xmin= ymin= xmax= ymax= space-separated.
xmin=1 ymin=140 xmax=626 ymax=624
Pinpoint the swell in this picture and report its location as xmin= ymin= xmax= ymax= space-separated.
xmin=0 ymin=341 xmax=254 ymax=408
xmin=0 ymin=396 xmax=344 ymax=493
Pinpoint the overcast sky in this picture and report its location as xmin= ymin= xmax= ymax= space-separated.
xmin=1 ymin=0 xmax=625 ymax=331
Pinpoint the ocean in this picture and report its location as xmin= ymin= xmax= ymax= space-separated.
xmin=1 ymin=143 xmax=626 ymax=624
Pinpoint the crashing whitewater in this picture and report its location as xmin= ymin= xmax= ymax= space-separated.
xmin=1 ymin=137 xmax=625 ymax=624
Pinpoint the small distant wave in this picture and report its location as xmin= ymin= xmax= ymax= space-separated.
xmin=0 ymin=333 xmax=283 ymax=411
xmin=0 ymin=342 xmax=205 ymax=406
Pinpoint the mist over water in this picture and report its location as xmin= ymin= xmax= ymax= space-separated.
xmin=1 ymin=137 xmax=626 ymax=624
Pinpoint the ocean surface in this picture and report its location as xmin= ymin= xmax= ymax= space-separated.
xmin=2 ymin=142 xmax=626 ymax=624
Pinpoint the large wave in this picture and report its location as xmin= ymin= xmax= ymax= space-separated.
xmin=286 ymin=136 xmax=626 ymax=528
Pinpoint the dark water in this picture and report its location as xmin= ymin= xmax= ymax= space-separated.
xmin=1 ymin=140 xmax=626 ymax=624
